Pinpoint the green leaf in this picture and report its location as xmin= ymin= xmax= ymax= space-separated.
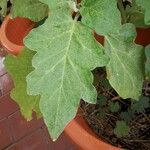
xmin=145 ymin=45 xmax=150 ymax=80
xmin=121 ymin=110 xmax=134 ymax=122
xmin=125 ymin=0 xmax=147 ymax=28
xmin=4 ymin=48 xmax=41 ymax=121
xmin=25 ymin=8 xmax=108 ymax=140
xmin=39 ymin=0 xmax=66 ymax=10
xmin=114 ymin=121 xmax=130 ymax=138
xmin=80 ymin=0 xmax=121 ymax=35
xmin=39 ymin=0 xmax=77 ymax=12
xmin=99 ymin=78 xmax=112 ymax=90
xmin=131 ymin=96 xmax=150 ymax=113
xmin=0 ymin=0 xmax=7 ymax=17
xmin=97 ymin=95 xmax=107 ymax=107
xmin=136 ymin=0 xmax=150 ymax=25
xmin=11 ymin=0 xmax=49 ymax=22
xmin=105 ymin=23 xmax=144 ymax=100
xmin=109 ymin=102 xmax=120 ymax=113
xmin=97 ymin=109 xmax=106 ymax=118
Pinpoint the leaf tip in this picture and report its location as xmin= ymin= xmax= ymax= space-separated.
xmin=52 ymin=138 xmax=56 ymax=142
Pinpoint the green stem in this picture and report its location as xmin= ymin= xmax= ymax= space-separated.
xmin=117 ymin=0 xmax=127 ymax=24
xmin=74 ymin=12 xmax=80 ymax=21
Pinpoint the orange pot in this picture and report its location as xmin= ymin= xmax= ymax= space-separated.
xmin=135 ymin=28 xmax=150 ymax=46
xmin=65 ymin=114 xmax=121 ymax=150
xmin=0 ymin=15 xmax=35 ymax=55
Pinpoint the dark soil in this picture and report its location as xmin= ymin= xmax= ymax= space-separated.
xmin=81 ymin=68 xmax=150 ymax=150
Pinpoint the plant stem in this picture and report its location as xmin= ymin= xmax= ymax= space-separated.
xmin=74 ymin=12 xmax=80 ymax=21
xmin=117 ymin=0 xmax=127 ymax=24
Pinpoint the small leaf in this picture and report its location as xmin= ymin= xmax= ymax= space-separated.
xmin=145 ymin=45 xmax=150 ymax=80
xmin=97 ymin=95 xmax=107 ymax=107
xmin=131 ymin=96 xmax=150 ymax=113
xmin=114 ymin=121 xmax=130 ymax=138
xmin=80 ymin=0 xmax=121 ymax=35
xmin=105 ymin=23 xmax=144 ymax=100
xmin=136 ymin=0 xmax=150 ymax=25
xmin=100 ymin=78 xmax=112 ymax=90
xmin=97 ymin=109 xmax=106 ymax=118
xmin=25 ymin=8 xmax=108 ymax=140
xmin=12 ymin=0 xmax=49 ymax=22
xmin=109 ymin=102 xmax=120 ymax=113
xmin=4 ymin=48 xmax=41 ymax=120
xmin=121 ymin=110 xmax=134 ymax=122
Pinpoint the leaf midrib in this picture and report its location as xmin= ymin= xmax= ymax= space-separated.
xmin=52 ymin=20 xmax=76 ymax=134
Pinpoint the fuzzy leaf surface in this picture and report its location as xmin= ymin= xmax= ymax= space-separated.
xmin=25 ymin=8 xmax=108 ymax=140
xmin=105 ymin=24 xmax=144 ymax=100
xmin=80 ymin=0 xmax=121 ymax=35
xmin=0 ymin=0 xmax=7 ymax=17
xmin=12 ymin=0 xmax=49 ymax=22
xmin=39 ymin=0 xmax=66 ymax=10
xmin=5 ymin=48 xmax=41 ymax=120
xmin=136 ymin=0 xmax=150 ymax=25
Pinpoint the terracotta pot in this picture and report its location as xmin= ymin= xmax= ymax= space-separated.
xmin=94 ymin=32 xmax=104 ymax=45
xmin=95 ymin=28 xmax=150 ymax=47
xmin=135 ymin=28 xmax=150 ymax=46
xmin=0 ymin=15 xmax=35 ymax=55
xmin=65 ymin=114 xmax=121 ymax=150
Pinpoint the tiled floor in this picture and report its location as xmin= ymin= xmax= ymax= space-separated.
xmin=0 ymin=51 xmax=78 ymax=150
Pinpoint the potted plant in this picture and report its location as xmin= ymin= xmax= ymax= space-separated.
xmin=0 ymin=0 xmax=150 ymax=149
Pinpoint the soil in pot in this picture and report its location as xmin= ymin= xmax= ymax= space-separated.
xmin=80 ymin=68 xmax=150 ymax=150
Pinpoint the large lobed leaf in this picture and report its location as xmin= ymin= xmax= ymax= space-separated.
xmin=11 ymin=0 xmax=49 ymax=22
xmin=5 ymin=48 xmax=41 ymax=120
xmin=105 ymin=24 xmax=144 ymax=100
xmin=136 ymin=0 xmax=150 ymax=25
xmin=80 ymin=0 xmax=121 ymax=35
xmin=24 ymin=7 xmax=108 ymax=140
xmin=80 ymin=0 xmax=145 ymax=99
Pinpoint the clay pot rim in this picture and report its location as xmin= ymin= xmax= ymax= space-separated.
xmin=0 ymin=15 xmax=24 ymax=55
xmin=0 ymin=15 xmax=35 ymax=55
xmin=65 ymin=113 xmax=121 ymax=150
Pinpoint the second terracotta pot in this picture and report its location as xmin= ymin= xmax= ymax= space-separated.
xmin=0 ymin=15 xmax=35 ymax=55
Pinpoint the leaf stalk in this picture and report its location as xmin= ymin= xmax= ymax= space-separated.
xmin=117 ymin=0 xmax=127 ymax=24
